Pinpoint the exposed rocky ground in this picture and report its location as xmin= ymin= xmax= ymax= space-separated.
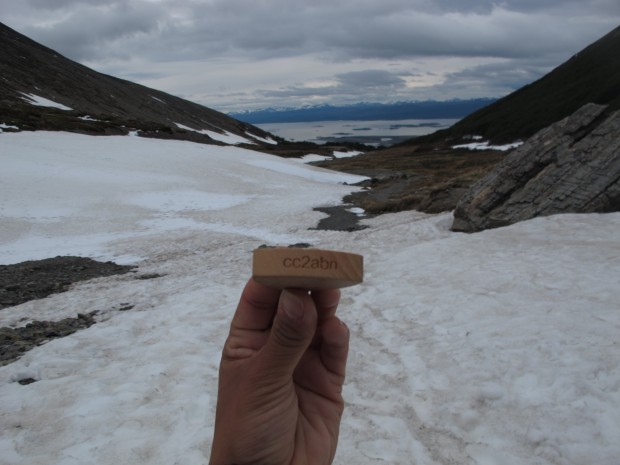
xmin=0 ymin=257 xmax=137 ymax=366
xmin=0 ymin=257 xmax=135 ymax=310
xmin=315 ymin=145 xmax=506 ymax=215
xmin=0 ymin=313 xmax=98 ymax=373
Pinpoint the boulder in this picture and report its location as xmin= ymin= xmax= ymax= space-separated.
xmin=451 ymin=103 xmax=620 ymax=232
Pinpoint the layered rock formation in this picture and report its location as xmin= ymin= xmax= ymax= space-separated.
xmin=451 ymin=103 xmax=620 ymax=232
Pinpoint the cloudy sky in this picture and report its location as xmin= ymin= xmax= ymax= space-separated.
xmin=1 ymin=1 xmax=619 ymax=113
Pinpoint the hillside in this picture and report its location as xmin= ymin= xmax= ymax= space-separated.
xmin=316 ymin=25 xmax=620 ymax=215
xmin=416 ymin=25 xmax=620 ymax=145
xmin=0 ymin=22 xmax=275 ymax=147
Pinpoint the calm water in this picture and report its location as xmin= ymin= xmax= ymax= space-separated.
xmin=256 ymin=118 xmax=458 ymax=146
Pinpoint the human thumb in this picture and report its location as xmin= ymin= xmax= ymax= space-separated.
xmin=261 ymin=289 xmax=317 ymax=378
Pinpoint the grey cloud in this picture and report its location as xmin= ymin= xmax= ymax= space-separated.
xmin=499 ymin=0 xmax=620 ymax=15
xmin=7 ymin=0 xmax=619 ymax=64
xmin=428 ymin=58 xmax=555 ymax=100
xmin=250 ymin=52 xmax=570 ymax=107
xmin=11 ymin=0 xmax=165 ymax=61
xmin=335 ymin=70 xmax=407 ymax=89
xmin=257 ymin=69 xmax=412 ymax=108
xmin=2 ymin=0 xmax=618 ymax=111
xmin=20 ymin=1 xmax=163 ymax=61
xmin=25 ymin=0 xmax=107 ymax=10
xmin=260 ymin=87 xmax=335 ymax=99
xmin=323 ymin=8 xmax=612 ymax=61
xmin=434 ymin=0 xmax=620 ymax=15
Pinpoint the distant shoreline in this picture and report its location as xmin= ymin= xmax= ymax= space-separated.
xmin=255 ymin=118 xmax=458 ymax=147
xmin=317 ymin=135 xmax=416 ymax=147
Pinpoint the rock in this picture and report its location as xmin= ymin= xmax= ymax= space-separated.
xmin=0 ymin=256 xmax=136 ymax=365
xmin=0 ymin=256 xmax=135 ymax=310
xmin=451 ymin=103 xmax=620 ymax=232
xmin=18 ymin=378 xmax=37 ymax=385
xmin=0 ymin=312 xmax=97 ymax=366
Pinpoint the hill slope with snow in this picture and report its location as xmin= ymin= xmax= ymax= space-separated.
xmin=0 ymin=132 xmax=619 ymax=465
xmin=0 ymin=22 xmax=275 ymax=146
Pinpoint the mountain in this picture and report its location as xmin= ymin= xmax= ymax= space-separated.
xmin=229 ymin=99 xmax=496 ymax=124
xmin=416 ymin=25 xmax=620 ymax=145
xmin=315 ymin=25 xmax=620 ymax=216
xmin=0 ymin=22 xmax=275 ymax=146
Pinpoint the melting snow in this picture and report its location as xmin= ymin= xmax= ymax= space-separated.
xmin=245 ymin=132 xmax=278 ymax=145
xmin=333 ymin=150 xmax=364 ymax=158
xmin=150 ymin=96 xmax=167 ymax=104
xmin=19 ymin=92 xmax=73 ymax=110
xmin=0 ymin=123 xmax=19 ymax=132
xmin=453 ymin=140 xmax=524 ymax=151
xmin=0 ymin=131 xmax=618 ymax=465
xmin=297 ymin=153 xmax=333 ymax=163
xmin=174 ymin=122 xmax=254 ymax=145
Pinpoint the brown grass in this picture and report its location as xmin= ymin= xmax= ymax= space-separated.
xmin=313 ymin=145 xmax=506 ymax=214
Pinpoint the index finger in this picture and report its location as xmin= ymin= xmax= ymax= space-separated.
xmin=231 ymin=278 xmax=282 ymax=331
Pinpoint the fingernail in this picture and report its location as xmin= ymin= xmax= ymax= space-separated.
xmin=280 ymin=290 xmax=304 ymax=320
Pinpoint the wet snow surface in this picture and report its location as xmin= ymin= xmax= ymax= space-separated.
xmin=1 ymin=132 xmax=619 ymax=465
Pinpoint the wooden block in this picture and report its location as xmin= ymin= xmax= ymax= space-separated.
xmin=252 ymin=247 xmax=363 ymax=289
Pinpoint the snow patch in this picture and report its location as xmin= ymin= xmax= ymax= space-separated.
xmin=246 ymin=132 xmax=278 ymax=145
xmin=175 ymin=122 xmax=254 ymax=145
xmin=453 ymin=140 xmax=524 ymax=151
xmin=296 ymin=154 xmax=333 ymax=163
xmin=19 ymin=92 xmax=73 ymax=110
xmin=333 ymin=150 xmax=364 ymax=158
xmin=0 ymin=123 xmax=19 ymax=132
xmin=347 ymin=207 xmax=366 ymax=216
xmin=150 ymin=96 xmax=167 ymax=104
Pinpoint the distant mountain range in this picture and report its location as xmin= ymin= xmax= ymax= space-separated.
xmin=417 ymin=25 xmax=620 ymax=145
xmin=229 ymin=99 xmax=497 ymax=124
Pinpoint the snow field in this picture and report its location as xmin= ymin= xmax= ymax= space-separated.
xmin=0 ymin=131 xmax=619 ymax=465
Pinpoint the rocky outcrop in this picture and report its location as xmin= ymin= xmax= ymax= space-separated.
xmin=451 ymin=103 xmax=620 ymax=232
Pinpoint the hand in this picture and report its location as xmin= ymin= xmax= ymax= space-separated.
xmin=209 ymin=278 xmax=350 ymax=465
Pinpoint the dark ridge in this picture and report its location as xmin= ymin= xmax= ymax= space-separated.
xmin=0 ymin=22 xmax=275 ymax=145
xmin=412 ymin=25 xmax=620 ymax=146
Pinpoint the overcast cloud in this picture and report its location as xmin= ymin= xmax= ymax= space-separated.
xmin=1 ymin=0 xmax=619 ymax=112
